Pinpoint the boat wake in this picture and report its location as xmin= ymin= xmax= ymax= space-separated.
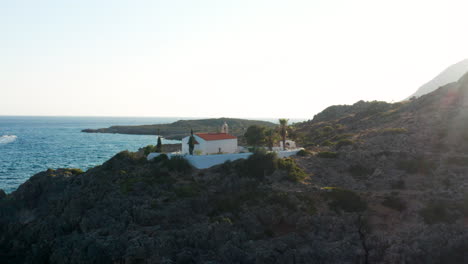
xmin=0 ymin=135 xmax=17 ymax=144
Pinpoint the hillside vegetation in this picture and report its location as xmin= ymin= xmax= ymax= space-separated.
xmin=293 ymin=71 xmax=468 ymax=155
xmin=2 ymin=73 xmax=468 ymax=263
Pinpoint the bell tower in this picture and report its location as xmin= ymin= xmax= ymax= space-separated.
xmin=221 ymin=122 xmax=229 ymax=134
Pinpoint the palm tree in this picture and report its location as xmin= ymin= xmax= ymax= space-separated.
xmin=279 ymin=118 xmax=289 ymax=150
xmin=264 ymin=128 xmax=279 ymax=151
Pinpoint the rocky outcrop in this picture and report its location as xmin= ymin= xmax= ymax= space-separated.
xmin=1 ymin=144 xmax=467 ymax=263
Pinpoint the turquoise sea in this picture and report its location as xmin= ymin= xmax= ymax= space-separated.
xmin=0 ymin=116 xmax=183 ymax=193
xmin=0 ymin=116 xmax=305 ymax=193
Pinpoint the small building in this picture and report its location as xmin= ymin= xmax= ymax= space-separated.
xmin=280 ymin=139 xmax=297 ymax=149
xmin=273 ymin=140 xmax=297 ymax=151
xmin=181 ymin=122 xmax=238 ymax=155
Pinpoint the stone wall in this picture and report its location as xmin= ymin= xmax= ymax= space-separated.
xmin=147 ymin=149 xmax=303 ymax=169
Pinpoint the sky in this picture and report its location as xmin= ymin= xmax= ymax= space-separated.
xmin=1 ymin=0 xmax=468 ymax=119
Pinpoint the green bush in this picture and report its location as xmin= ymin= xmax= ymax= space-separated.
xmin=419 ymin=200 xmax=455 ymax=225
xmin=321 ymin=126 xmax=335 ymax=134
xmin=391 ymin=179 xmax=406 ymax=189
xmin=150 ymin=200 xmax=158 ymax=209
xmin=331 ymin=134 xmax=353 ymax=141
xmin=397 ymin=157 xmax=435 ymax=174
xmin=162 ymin=155 xmax=192 ymax=173
xmin=115 ymin=150 xmax=141 ymax=160
xmin=462 ymin=193 xmax=468 ymax=216
xmin=296 ymin=149 xmax=311 ymax=156
xmin=323 ymin=188 xmax=367 ymax=213
xmin=348 ymin=164 xmax=373 ymax=179
xmin=355 ymin=101 xmax=394 ymax=118
xmin=211 ymin=216 xmax=233 ymax=225
xmin=152 ymin=153 xmax=169 ymax=163
xmin=461 ymin=130 xmax=468 ymax=142
xmin=277 ymin=158 xmax=293 ymax=169
xmin=174 ymin=184 xmax=200 ymax=198
xmin=142 ymin=145 xmax=158 ymax=155
xmin=321 ymin=140 xmax=335 ymax=146
xmin=263 ymin=229 xmax=274 ymax=238
xmin=119 ymin=177 xmax=146 ymax=194
xmin=378 ymin=127 xmax=408 ymax=135
xmin=67 ymin=168 xmax=84 ymax=175
xmin=266 ymin=192 xmax=297 ymax=211
xmin=119 ymin=171 xmax=176 ymax=194
xmin=210 ymin=188 xmax=264 ymax=216
xmin=317 ymin=151 xmax=339 ymax=159
xmin=382 ymin=195 xmax=406 ymax=211
xmin=217 ymin=160 xmax=234 ymax=173
xmin=296 ymin=193 xmax=316 ymax=215
xmin=288 ymin=169 xmax=307 ymax=182
xmin=235 ymin=151 xmax=307 ymax=181
xmin=244 ymin=125 xmax=267 ymax=146
xmin=335 ymin=139 xmax=354 ymax=149
xmin=447 ymin=156 xmax=468 ymax=166
xmin=334 ymin=124 xmax=346 ymax=131
xmin=243 ymin=150 xmax=278 ymax=179
xmin=153 ymin=172 xmax=176 ymax=185
xmin=104 ymin=150 xmax=146 ymax=170
xmin=277 ymin=158 xmax=308 ymax=182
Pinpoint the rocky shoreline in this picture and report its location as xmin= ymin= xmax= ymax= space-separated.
xmin=1 ymin=144 xmax=467 ymax=263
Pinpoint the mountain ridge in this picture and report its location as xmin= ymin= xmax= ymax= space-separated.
xmin=406 ymin=59 xmax=468 ymax=99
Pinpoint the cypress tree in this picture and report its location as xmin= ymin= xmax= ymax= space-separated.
xmin=188 ymin=129 xmax=195 ymax=155
xmin=156 ymin=136 xmax=163 ymax=153
xmin=156 ymin=129 xmax=163 ymax=152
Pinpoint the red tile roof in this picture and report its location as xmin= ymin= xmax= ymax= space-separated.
xmin=195 ymin=133 xmax=237 ymax=141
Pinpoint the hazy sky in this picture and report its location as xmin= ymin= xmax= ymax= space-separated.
xmin=1 ymin=0 xmax=468 ymax=118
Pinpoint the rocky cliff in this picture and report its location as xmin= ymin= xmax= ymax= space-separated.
xmin=2 ymin=74 xmax=468 ymax=263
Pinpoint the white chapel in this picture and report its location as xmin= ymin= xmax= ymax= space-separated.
xmin=181 ymin=122 xmax=238 ymax=155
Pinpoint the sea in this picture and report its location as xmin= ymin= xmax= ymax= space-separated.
xmin=0 ymin=116 xmax=305 ymax=193
xmin=0 ymin=116 xmax=183 ymax=193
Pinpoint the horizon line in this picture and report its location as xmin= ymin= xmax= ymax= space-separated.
xmin=0 ymin=114 xmax=311 ymax=121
